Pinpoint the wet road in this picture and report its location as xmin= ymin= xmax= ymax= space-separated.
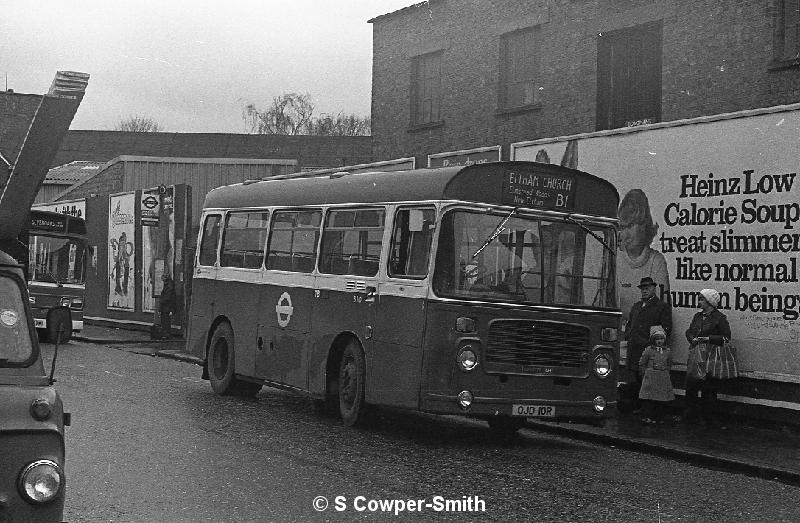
xmin=43 ymin=340 xmax=800 ymax=522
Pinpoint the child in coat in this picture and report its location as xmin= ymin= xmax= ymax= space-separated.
xmin=638 ymin=325 xmax=675 ymax=424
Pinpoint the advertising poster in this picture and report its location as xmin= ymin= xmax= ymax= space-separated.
xmin=513 ymin=108 xmax=800 ymax=380
xmin=141 ymin=187 xmax=175 ymax=313
xmin=108 ymin=193 xmax=136 ymax=310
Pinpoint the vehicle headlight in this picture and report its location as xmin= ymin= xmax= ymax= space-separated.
xmin=593 ymin=353 xmax=612 ymax=378
xmin=593 ymin=396 xmax=607 ymax=413
xmin=18 ymin=460 xmax=64 ymax=504
xmin=60 ymin=297 xmax=72 ymax=307
xmin=457 ymin=390 xmax=473 ymax=409
xmin=30 ymin=398 xmax=53 ymax=421
xmin=457 ymin=346 xmax=478 ymax=371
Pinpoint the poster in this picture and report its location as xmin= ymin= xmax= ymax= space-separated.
xmin=512 ymin=107 xmax=800 ymax=379
xmin=108 ymin=193 xmax=136 ymax=310
xmin=141 ymin=187 xmax=175 ymax=313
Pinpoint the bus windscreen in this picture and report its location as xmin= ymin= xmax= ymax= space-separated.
xmin=28 ymin=234 xmax=87 ymax=285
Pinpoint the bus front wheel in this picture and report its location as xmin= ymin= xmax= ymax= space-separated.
xmin=47 ymin=308 xmax=72 ymax=344
xmin=208 ymin=322 xmax=261 ymax=397
xmin=338 ymin=340 xmax=367 ymax=427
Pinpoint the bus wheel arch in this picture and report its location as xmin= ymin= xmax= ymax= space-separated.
xmin=46 ymin=307 xmax=72 ymax=344
xmin=206 ymin=319 xmax=261 ymax=397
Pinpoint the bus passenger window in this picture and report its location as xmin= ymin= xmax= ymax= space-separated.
xmin=266 ymin=210 xmax=322 ymax=273
xmin=389 ymin=208 xmax=435 ymax=278
xmin=198 ymin=215 xmax=222 ymax=266
xmin=320 ymin=208 xmax=385 ymax=277
xmin=220 ymin=211 xmax=269 ymax=269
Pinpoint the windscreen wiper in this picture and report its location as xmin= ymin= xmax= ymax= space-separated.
xmin=472 ymin=208 xmax=517 ymax=259
xmin=565 ymin=214 xmax=616 ymax=255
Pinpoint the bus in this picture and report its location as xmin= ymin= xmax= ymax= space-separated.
xmin=186 ymin=161 xmax=620 ymax=432
xmin=24 ymin=210 xmax=88 ymax=343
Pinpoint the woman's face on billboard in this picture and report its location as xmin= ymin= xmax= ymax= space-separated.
xmin=618 ymin=219 xmax=646 ymax=251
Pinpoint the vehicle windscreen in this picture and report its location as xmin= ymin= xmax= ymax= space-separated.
xmin=28 ymin=234 xmax=87 ymax=285
xmin=0 ymin=274 xmax=35 ymax=365
xmin=433 ymin=209 xmax=617 ymax=308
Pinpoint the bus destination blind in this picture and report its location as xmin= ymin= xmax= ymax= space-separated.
xmin=502 ymin=169 xmax=576 ymax=211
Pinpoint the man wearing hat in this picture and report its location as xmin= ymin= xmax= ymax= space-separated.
xmin=623 ymin=276 xmax=673 ymax=410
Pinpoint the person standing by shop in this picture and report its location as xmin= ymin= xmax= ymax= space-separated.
xmin=158 ymin=274 xmax=177 ymax=339
xmin=684 ymin=288 xmax=732 ymax=427
xmin=623 ymin=277 xmax=673 ymax=411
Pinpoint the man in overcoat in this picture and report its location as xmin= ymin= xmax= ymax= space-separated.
xmin=623 ymin=276 xmax=672 ymax=411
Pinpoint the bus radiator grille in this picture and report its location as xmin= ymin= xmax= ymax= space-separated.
xmin=485 ymin=320 xmax=590 ymax=369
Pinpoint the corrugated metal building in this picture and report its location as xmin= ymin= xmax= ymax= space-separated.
xmin=54 ymin=155 xmax=297 ymax=237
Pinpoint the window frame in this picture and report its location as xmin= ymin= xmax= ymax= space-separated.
xmin=319 ymin=207 xmax=386 ymax=277
xmin=219 ymin=210 xmax=270 ymax=269
xmin=410 ymin=50 xmax=444 ymax=128
xmin=772 ymin=0 xmax=800 ymax=69
xmin=198 ymin=214 xmax=223 ymax=267
xmin=265 ymin=208 xmax=322 ymax=273
xmin=498 ymin=26 xmax=542 ymax=113
xmin=388 ymin=206 xmax=436 ymax=280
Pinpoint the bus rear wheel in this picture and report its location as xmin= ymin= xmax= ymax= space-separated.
xmin=47 ymin=308 xmax=72 ymax=344
xmin=338 ymin=340 xmax=367 ymax=427
xmin=207 ymin=322 xmax=261 ymax=397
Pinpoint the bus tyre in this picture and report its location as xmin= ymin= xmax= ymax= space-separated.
xmin=338 ymin=341 xmax=367 ymax=427
xmin=487 ymin=416 xmax=525 ymax=437
xmin=208 ymin=323 xmax=262 ymax=397
xmin=47 ymin=309 xmax=72 ymax=344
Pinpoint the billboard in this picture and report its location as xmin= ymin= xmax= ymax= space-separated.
xmin=512 ymin=106 xmax=800 ymax=382
xmin=108 ymin=193 xmax=136 ymax=310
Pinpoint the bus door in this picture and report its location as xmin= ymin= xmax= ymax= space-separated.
xmin=255 ymin=209 xmax=321 ymax=389
xmin=371 ymin=207 xmax=436 ymax=408
xmin=188 ymin=213 xmax=222 ymax=358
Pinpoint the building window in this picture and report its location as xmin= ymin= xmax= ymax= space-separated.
xmin=596 ymin=22 xmax=663 ymax=131
xmin=774 ymin=0 xmax=800 ymax=65
xmin=499 ymin=27 xmax=540 ymax=110
xmin=410 ymin=51 xmax=442 ymax=126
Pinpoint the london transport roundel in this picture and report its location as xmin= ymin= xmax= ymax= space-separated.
xmin=275 ymin=292 xmax=294 ymax=328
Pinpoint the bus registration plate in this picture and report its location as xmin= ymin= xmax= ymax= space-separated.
xmin=512 ymin=404 xmax=555 ymax=417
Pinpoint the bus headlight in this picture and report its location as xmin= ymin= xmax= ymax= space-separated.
xmin=593 ymin=396 xmax=607 ymax=413
xmin=593 ymin=354 xmax=612 ymax=379
xmin=457 ymin=390 xmax=473 ymax=409
xmin=60 ymin=297 xmax=72 ymax=307
xmin=18 ymin=460 xmax=64 ymax=504
xmin=457 ymin=346 xmax=479 ymax=371
xmin=30 ymin=399 xmax=52 ymax=421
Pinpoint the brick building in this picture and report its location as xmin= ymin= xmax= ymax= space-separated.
xmin=369 ymin=0 xmax=800 ymax=166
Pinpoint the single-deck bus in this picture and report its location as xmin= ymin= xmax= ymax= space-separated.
xmin=23 ymin=210 xmax=88 ymax=343
xmin=187 ymin=161 xmax=620 ymax=432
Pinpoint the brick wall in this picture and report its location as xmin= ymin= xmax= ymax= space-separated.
xmin=370 ymin=0 xmax=800 ymax=163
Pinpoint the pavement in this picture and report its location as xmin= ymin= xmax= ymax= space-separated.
xmin=72 ymin=323 xmax=800 ymax=486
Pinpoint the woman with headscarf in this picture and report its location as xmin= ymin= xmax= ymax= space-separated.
xmin=684 ymin=288 xmax=731 ymax=427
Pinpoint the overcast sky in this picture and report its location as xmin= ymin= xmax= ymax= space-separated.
xmin=1 ymin=1 xmax=414 ymax=133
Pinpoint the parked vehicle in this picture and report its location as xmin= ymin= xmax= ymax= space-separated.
xmin=0 ymin=249 xmax=69 ymax=521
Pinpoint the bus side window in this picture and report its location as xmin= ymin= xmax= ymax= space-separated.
xmin=266 ymin=210 xmax=322 ymax=273
xmin=319 ymin=208 xmax=385 ymax=277
xmin=389 ymin=207 xmax=435 ymax=278
xmin=198 ymin=214 xmax=222 ymax=266
xmin=220 ymin=211 xmax=269 ymax=269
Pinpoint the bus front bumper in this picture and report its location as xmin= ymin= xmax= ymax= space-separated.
xmin=421 ymin=392 xmax=616 ymax=422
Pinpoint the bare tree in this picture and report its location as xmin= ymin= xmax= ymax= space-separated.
xmin=243 ymin=93 xmax=370 ymax=136
xmin=304 ymin=112 xmax=371 ymax=136
xmin=243 ymin=93 xmax=315 ymax=135
xmin=114 ymin=115 xmax=163 ymax=132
